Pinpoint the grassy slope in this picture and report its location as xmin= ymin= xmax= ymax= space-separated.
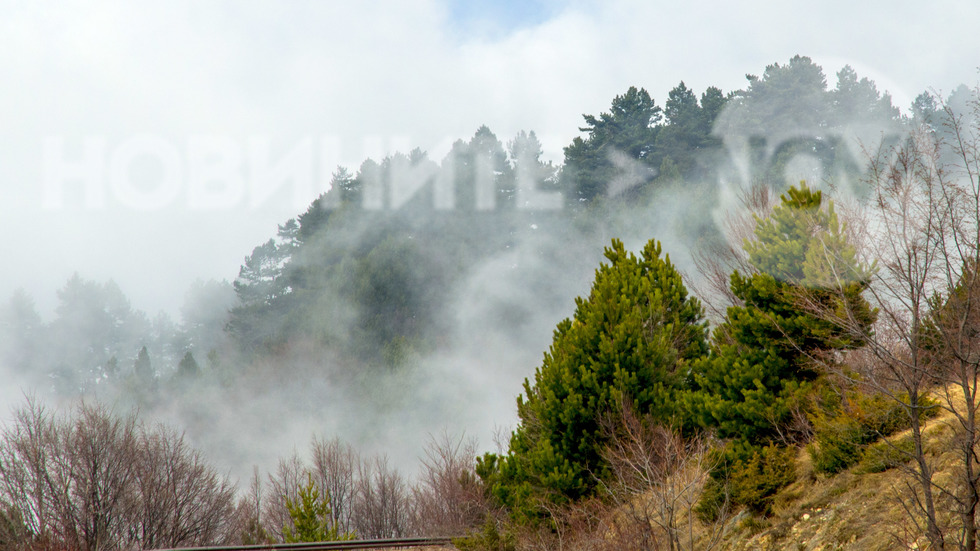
xmin=715 ymin=404 xmax=963 ymax=550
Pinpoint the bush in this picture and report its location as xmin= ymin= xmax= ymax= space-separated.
xmin=807 ymin=415 xmax=865 ymax=475
xmin=808 ymin=391 xmax=933 ymax=475
xmin=283 ymin=472 xmax=355 ymax=542
xmin=454 ymin=518 xmax=516 ymax=551
xmin=731 ymin=445 xmax=797 ymax=514
xmin=697 ymin=443 xmax=797 ymax=520
xmin=857 ymin=437 xmax=915 ymax=474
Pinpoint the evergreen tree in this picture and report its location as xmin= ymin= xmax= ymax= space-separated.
xmin=690 ymin=183 xmax=875 ymax=445
xmin=48 ymin=275 xmax=149 ymax=391
xmin=0 ymin=289 xmax=43 ymax=377
xmin=487 ymin=238 xmax=708 ymax=514
xmin=180 ymin=279 xmax=235 ymax=357
xmin=655 ymin=82 xmax=701 ymax=178
xmin=654 ymin=82 xmax=730 ymax=181
xmin=562 ymin=87 xmax=662 ymax=202
xmin=911 ymin=91 xmax=942 ymax=131
xmin=277 ymin=219 xmax=301 ymax=256
xmin=508 ymin=130 xmax=559 ymax=209
xmin=177 ymin=351 xmax=200 ymax=378
xmin=105 ymin=356 xmax=119 ymax=377
xmin=134 ymin=345 xmax=153 ymax=382
xmin=228 ymin=230 xmax=299 ymax=350
xmin=283 ymin=473 xmax=354 ymax=543
xmin=829 ymin=65 xmax=900 ymax=127
xmin=233 ymin=240 xmax=282 ymax=308
xmin=447 ymin=126 xmax=514 ymax=211
xmin=298 ymin=167 xmax=354 ymax=241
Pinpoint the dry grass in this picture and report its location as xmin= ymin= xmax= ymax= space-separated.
xmin=701 ymin=385 xmax=975 ymax=550
xmin=493 ymin=385 xmax=977 ymax=550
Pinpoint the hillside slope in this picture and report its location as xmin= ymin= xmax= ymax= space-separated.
xmin=716 ymin=406 xmax=959 ymax=550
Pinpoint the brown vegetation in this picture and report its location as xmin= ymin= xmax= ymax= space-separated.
xmin=0 ymin=398 xmax=237 ymax=551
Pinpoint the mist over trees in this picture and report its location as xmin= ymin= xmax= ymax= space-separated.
xmin=0 ymin=276 xmax=234 ymax=399
xmin=2 ymin=56 xmax=919 ymax=404
xmin=3 ymin=55 xmax=980 ymax=548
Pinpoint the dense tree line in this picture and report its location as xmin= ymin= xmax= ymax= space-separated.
xmin=2 ymin=56 xmax=918 ymax=397
xmin=220 ymin=55 xmax=912 ymax=376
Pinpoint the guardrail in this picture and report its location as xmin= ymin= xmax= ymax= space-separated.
xmin=153 ymin=537 xmax=457 ymax=551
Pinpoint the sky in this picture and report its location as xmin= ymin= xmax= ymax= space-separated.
xmin=1 ymin=0 xmax=979 ymax=319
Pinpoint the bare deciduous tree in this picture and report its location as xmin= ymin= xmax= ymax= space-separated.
xmin=410 ymin=432 xmax=486 ymax=537
xmin=807 ymin=87 xmax=980 ymax=549
xmin=0 ymin=399 xmax=61 ymax=550
xmin=133 ymin=425 xmax=237 ymax=549
xmin=353 ymin=455 xmax=409 ymax=539
xmin=692 ymin=179 xmax=778 ymax=319
xmin=310 ymin=436 xmax=359 ymax=536
xmin=235 ymin=467 xmax=273 ymax=545
xmin=0 ymin=398 xmax=237 ymax=551
xmin=263 ymin=452 xmax=306 ymax=541
xmin=598 ymin=406 xmax=727 ymax=551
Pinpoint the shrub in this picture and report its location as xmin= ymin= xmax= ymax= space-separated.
xmin=808 ymin=391 xmax=937 ymax=475
xmin=857 ymin=437 xmax=915 ymax=474
xmin=454 ymin=518 xmax=516 ymax=551
xmin=697 ymin=443 xmax=797 ymax=519
xmin=807 ymin=414 xmax=865 ymax=475
xmin=283 ymin=472 xmax=355 ymax=543
xmin=730 ymin=444 xmax=797 ymax=514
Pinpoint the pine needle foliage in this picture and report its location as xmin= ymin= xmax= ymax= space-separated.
xmin=485 ymin=238 xmax=708 ymax=519
xmin=284 ymin=472 xmax=355 ymax=543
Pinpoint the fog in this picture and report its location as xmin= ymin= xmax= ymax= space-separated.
xmin=2 ymin=1 xmax=979 ymax=483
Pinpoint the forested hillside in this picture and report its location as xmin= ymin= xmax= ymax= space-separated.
xmin=3 ymin=56 xmax=980 ymax=550
xmin=2 ymin=56 xmax=919 ymax=394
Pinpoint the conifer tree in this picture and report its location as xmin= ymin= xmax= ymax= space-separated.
xmin=690 ymin=183 xmax=875 ymax=445
xmin=284 ymin=473 xmax=354 ymax=543
xmin=562 ymin=87 xmax=662 ymax=202
xmin=134 ymin=345 xmax=153 ymax=382
xmin=177 ymin=351 xmax=200 ymax=378
xmin=488 ymin=238 xmax=708 ymax=513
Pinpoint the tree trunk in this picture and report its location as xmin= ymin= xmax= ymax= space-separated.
xmin=910 ymin=392 xmax=945 ymax=550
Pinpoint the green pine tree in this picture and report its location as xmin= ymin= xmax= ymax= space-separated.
xmin=562 ymin=87 xmax=662 ymax=203
xmin=486 ymin=238 xmax=708 ymax=517
xmin=690 ymin=183 xmax=875 ymax=445
xmin=283 ymin=473 xmax=354 ymax=543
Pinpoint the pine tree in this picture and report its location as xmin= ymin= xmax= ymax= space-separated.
xmin=488 ymin=238 xmax=708 ymax=514
xmin=562 ymin=87 xmax=662 ymax=202
xmin=134 ymin=345 xmax=153 ymax=382
xmin=690 ymin=183 xmax=875 ymax=445
xmin=177 ymin=351 xmax=200 ymax=378
xmin=283 ymin=473 xmax=354 ymax=543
